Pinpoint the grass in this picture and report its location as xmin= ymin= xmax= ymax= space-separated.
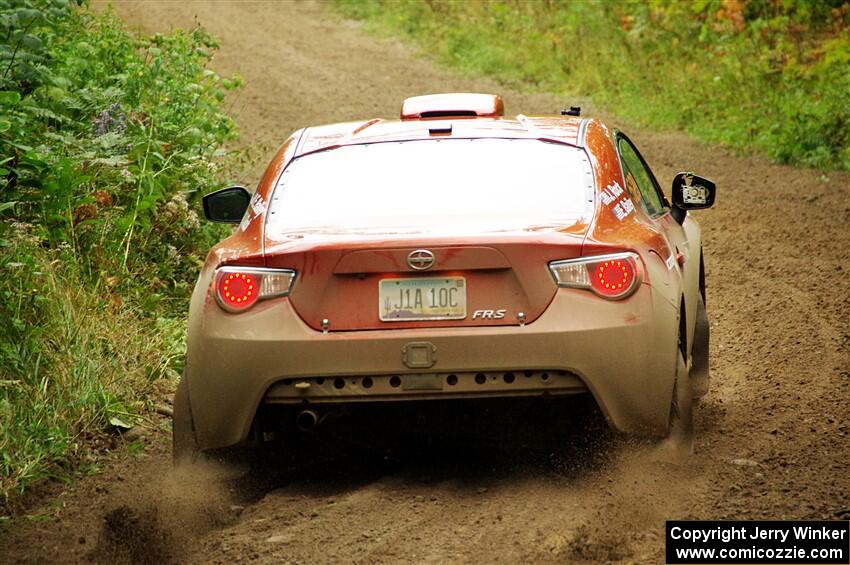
xmin=332 ymin=0 xmax=850 ymax=170
xmin=0 ymin=228 xmax=185 ymax=508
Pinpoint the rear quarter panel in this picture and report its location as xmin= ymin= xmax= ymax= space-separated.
xmin=583 ymin=120 xmax=682 ymax=309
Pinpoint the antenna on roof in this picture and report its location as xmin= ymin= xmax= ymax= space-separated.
xmin=561 ymin=106 xmax=581 ymax=116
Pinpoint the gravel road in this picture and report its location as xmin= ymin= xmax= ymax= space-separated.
xmin=2 ymin=2 xmax=848 ymax=563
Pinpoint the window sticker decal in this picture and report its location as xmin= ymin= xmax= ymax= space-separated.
xmin=250 ymin=192 xmax=266 ymax=216
xmin=601 ymin=180 xmax=635 ymax=221
xmin=600 ymin=180 xmax=624 ymax=205
xmin=240 ymin=192 xmax=266 ymax=232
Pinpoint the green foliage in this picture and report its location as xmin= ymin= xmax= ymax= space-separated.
xmin=334 ymin=0 xmax=850 ymax=170
xmin=0 ymin=0 xmax=239 ymax=507
xmin=1 ymin=0 xmax=239 ymax=305
xmin=0 ymin=229 xmax=185 ymax=505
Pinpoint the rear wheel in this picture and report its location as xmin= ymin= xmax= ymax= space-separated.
xmin=662 ymin=349 xmax=694 ymax=456
xmin=690 ymin=294 xmax=710 ymax=398
xmin=172 ymin=372 xmax=201 ymax=466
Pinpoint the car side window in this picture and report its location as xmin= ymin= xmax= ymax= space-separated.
xmin=617 ymin=136 xmax=666 ymax=218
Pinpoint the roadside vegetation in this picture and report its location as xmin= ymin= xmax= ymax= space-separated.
xmin=0 ymin=0 xmax=239 ymax=509
xmin=334 ymin=0 xmax=850 ymax=170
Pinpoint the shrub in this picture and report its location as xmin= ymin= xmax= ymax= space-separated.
xmin=0 ymin=0 xmax=239 ymax=507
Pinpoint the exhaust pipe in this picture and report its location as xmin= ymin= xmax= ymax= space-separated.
xmin=296 ymin=409 xmax=319 ymax=432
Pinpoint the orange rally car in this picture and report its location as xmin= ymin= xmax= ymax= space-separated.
xmin=173 ymin=93 xmax=716 ymax=462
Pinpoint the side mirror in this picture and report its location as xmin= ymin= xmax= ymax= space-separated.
xmin=202 ymin=186 xmax=250 ymax=224
xmin=670 ymin=172 xmax=716 ymax=224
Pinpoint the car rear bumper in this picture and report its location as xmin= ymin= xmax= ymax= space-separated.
xmin=263 ymin=368 xmax=587 ymax=404
xmin=185 ymin=282 xmax=679 ymax=450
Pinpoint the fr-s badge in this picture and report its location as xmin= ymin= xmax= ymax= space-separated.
xmin=472 ymin=309 xmax=506 ymax=320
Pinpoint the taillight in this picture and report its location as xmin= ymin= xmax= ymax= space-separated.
xmin=219 ymin=271 xmax=258 ymax=310
xmin=213 ymin=267 xmax=296 ymax=312
xmin=549 ymin=252 xmax=640 ymax=300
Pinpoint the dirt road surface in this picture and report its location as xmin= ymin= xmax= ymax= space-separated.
xmin=2 ymin=2 xmax=849 ymax=563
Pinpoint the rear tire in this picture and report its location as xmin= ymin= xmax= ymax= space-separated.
xmin=662 ymin=350 xmax=694 ymax=456
xmin=690 ymin=294 xmax=710 ymax=399
xmin=172 ymin=372 xmax=201 ymax=466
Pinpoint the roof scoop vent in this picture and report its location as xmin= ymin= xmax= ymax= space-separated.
xmin=401 ymin=93 xmax=504 ymax=120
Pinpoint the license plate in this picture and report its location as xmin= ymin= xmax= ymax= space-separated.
xmin=379 ymin=277 xmax=466 ymax=321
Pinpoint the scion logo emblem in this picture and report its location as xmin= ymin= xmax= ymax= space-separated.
xmin=407 ymin=249 xmax=435 ymax=270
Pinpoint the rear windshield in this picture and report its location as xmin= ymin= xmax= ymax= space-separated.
xmin=266 ymin=138 xmax=594 ymax=231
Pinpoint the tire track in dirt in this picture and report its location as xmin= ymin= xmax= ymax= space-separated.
xmin=2 ymin=1 xmax=848 ymax=564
